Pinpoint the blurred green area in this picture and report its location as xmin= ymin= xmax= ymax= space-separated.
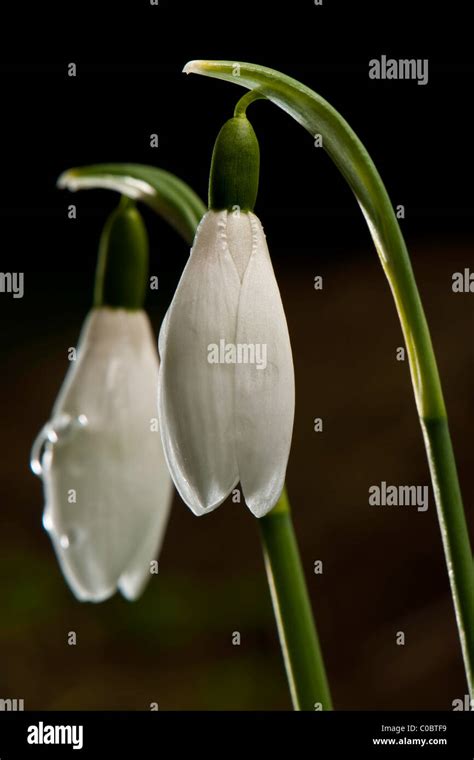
xmin=0 ymin=547 xmax=285 ymax=709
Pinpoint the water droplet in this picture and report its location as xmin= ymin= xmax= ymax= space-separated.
xmin=30 ymin=424 xmax=51 ymax=476
xmin=52 ymin=413 xmax=73 ymax=436
xmin=58 ymin=528 xmax=82 ymax=550
xmin=30 ymin=413 xmax=87 ymax=477
xmin=42 ymin=511 xmax=53 ymax=532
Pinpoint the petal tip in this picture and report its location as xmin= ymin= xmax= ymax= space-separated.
xmin=247 ymin=500 xmax=277 ymax=519
xmin=70 ymin=582 xmax=116 ymax=604
xmin=117 ymin=577 xmax=144 ymax=602
xmin=244 ymin=483 xmax=286 ymax=519
xmin=179 ymin=489 xmax=230 ymax=517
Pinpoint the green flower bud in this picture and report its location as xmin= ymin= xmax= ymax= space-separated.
xmin=208 ymin=115 xmax=260 ymax=212
xmin=94 ymin=197 xmax=149 ymax=310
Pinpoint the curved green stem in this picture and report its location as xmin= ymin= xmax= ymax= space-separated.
xmin=234 ymin=90 xmax=267 ymax=117
xmin=58 ymin=163 xmax=206 ymax=245
xmin=260 ymin=488 xmax=332 ymax=710
xmin=185 ymin=59 xmax=474 ymax=697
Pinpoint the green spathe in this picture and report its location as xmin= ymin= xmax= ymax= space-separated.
xmin=94 ymin=197 xmax=149 ymax=310
xmin=209 ymin=116 xmax=260 ymax=212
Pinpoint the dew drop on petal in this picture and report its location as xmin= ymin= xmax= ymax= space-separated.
xmin=50 ymin=413 xmax=73 ymax=439
xmin=42 ymin=511 xmax=54 ymax=532
xmin=30 ymin=457 xmax=43 ymax=477
xmin=30 ymin=424 xmax=51 ymax=476
xmin=59 ymin=528 xmax=82 ymax=550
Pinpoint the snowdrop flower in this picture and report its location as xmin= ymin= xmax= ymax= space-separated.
xmin=158 ymin=113 xmax=295 ymax=517
xmin=31 ymin=199 xmax=172 ymax=602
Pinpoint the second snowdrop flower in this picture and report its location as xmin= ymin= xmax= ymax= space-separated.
xmin=158 ymin=108 xmax=295 ymax=517
xmin=31 ymin=198 xmax=172 ymax=602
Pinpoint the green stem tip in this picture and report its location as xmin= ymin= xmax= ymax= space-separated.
xmin=94 ymin=196 xmax=149 ymax=310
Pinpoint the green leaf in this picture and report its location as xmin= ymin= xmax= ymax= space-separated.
xmin=58 ymin=163 xmax=206 ymax=245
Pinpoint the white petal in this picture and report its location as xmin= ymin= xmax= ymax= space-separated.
xmin=158 ymin=210 xmax=241 ymax=515
xmin=39 ymin=307 xmax=172 ymax=602
xmin=234 ymin=214 xmax=295 ymax=517
xmin=117 ymin=485 xmax=172 ymax=600
xmin=225 ymin=211 xmax=253 ymax=280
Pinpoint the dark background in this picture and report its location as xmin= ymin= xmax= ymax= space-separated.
xmin=0 ymin=2 xmax=472 ymax=710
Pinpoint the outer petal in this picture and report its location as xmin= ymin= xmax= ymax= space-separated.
xmin=38 ymin=308 xmax=172 ymax=602
xmin=234 ymin=214 xmax=295 ymax=517
xmin=158 ymin=210 xmax=241 ymax=515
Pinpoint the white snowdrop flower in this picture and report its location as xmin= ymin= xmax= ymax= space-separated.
xmin=158 ymin=114 xmax=295 ymax=518
xmin=31 ymin=200 xmax=172 ymax=602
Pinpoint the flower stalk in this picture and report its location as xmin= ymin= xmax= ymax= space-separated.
xmin=260 ymin=487 xmax=333 ymax=710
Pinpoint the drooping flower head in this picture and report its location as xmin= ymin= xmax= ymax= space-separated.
xmin=158 ymin=110 xmax=295 ymax=517
xmin=31 ymin=199 xmax=172 ymax=602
